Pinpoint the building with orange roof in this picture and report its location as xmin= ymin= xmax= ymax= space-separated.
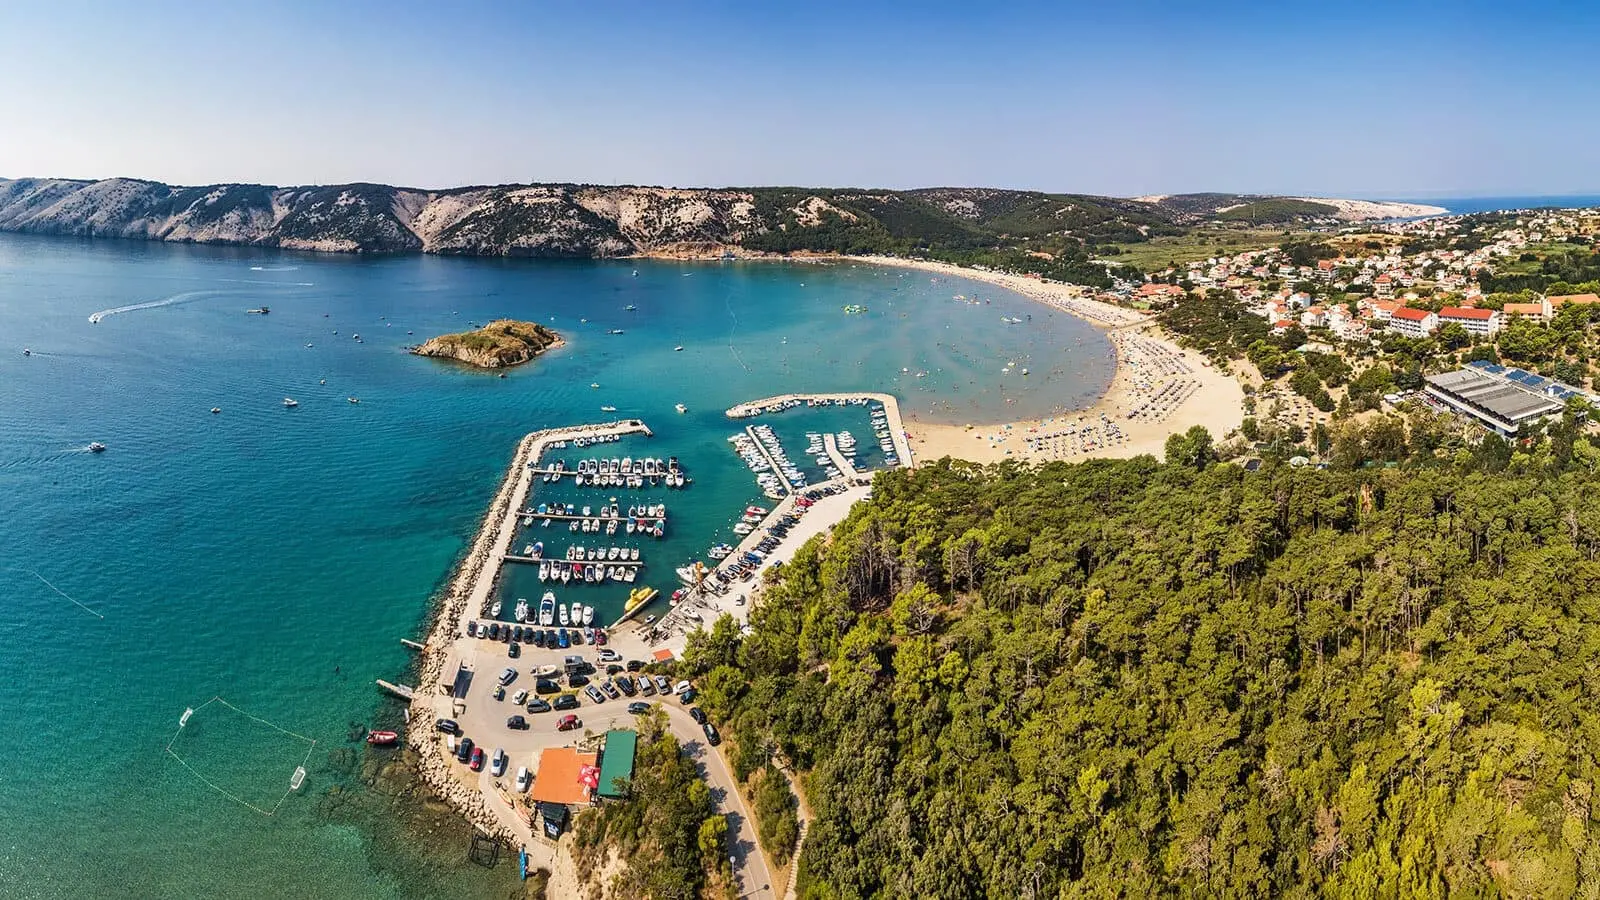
xmin=529 ymin=747 xmax=598 ymax=806
xmin=1501 ymin=301 xmax=1549 ymax=321
xmin=1549 ymin=293 xmax=1600 ymax=308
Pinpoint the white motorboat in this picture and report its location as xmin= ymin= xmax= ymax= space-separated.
xmin=561 ymin=566 xmax=572 ymax=583
xmin=675 ymin=403 xmax=688 ymax=414
xmin=283 ymin=398 xmax=298 ymax=408
xmin=582 ymin=605 xmax=595 ymax=626
xmin=513 ymin=599 xmax=529 ymax=622
xmin=558 ymin=604 xmax=570 ymax=626
xmin=538 ymin=561 xmax=550 ymax=582
xmin=491 ymin=600 xmax=502 ymax=617
xmin=539 ymin=592 xmax=556 ymax=626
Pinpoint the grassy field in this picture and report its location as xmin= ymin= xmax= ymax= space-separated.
xmin=1101 ymin=227 xmax=1314 ymax=271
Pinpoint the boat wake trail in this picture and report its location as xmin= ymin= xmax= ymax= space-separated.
xmin=725 ymin=293 xmax=752 ymax=373
xmin=29 ymin=569 xmax=105 ymax=619
xmin=86 ymin=281 xmax=311 ymax=323
xmin=88 ymin=289 xmax=232 ymax=324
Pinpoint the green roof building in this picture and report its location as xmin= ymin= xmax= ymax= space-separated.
xmin=597 ymin=729 xmax=637 ymax=800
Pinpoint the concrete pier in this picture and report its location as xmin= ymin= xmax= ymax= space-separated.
xmin=745 ymin=424 xmax=795 ymax=494
xmin=725 ymin=391 xmax=914 ymax=468
xmin=822 ymin=433 xmax=858 ymax=478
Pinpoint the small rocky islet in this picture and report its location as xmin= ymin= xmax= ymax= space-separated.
xmin=410 ymin=319 xmax=562 ymax=369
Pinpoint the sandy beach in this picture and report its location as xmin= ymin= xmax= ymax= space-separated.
xmin=852 ymin=255 xmax=1246 ymax=464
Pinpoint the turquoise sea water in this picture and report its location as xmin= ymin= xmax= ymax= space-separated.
xmin=0 ymin=234 xmax=1112 ymax=898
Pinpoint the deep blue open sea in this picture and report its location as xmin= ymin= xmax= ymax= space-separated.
xmin=0 ymin=233 xmax=1112 ymax=898
xmin=1413 ymin=195 xmax=1600 ymax=215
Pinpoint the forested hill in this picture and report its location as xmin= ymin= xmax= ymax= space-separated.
xmin=0 ymin=176 xmax=1417 ymax=285
xmin=680 ymin=453 xmax=1600 ymax=897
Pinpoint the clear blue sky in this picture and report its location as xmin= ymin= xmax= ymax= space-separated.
xmin=1 ymin=0 xmax=1595 ymax=198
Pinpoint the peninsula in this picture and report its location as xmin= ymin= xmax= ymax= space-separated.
xmin=410 ymin=319 xmax=561 ymax=369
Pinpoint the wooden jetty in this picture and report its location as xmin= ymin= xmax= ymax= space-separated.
xmin=518 ymin=510 xmax=666 ymax=524
xmin=376 ymin=679 xmax=415 ymax=701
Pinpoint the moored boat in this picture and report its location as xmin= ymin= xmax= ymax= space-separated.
xmin=366 ymin=730 xmax=399 ymax=746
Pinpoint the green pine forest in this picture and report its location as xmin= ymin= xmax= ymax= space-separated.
xmin=676 ymin=449 xmax=1600 ymax=898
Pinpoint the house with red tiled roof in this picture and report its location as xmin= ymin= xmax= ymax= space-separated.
xmin=1549 ymin=293 xmax=1600 ymax=308
xmin=1438 ymin=306 xmax=1502 ymax=336
xmin=1388 ymin=306 xmax=1437 ymax=338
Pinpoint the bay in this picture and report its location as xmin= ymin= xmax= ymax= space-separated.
xmin=0 ymin=233 xmax=1112 ymax=898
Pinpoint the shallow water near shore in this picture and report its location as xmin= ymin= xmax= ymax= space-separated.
xmin=0 ymin=233 xmax=1111 ymax=898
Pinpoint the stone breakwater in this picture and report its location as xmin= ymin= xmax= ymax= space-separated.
xmin=403 ymin=420 xmax=651 ymax=845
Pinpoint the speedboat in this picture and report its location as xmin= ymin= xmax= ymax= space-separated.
xmin=87 ymin=442 xmax=107 ymax=453
xmin=366 ymin=730 xmax=399 ymax=746
xmin=601 ymin=406 xmax=616 ymax=412
xmin=582 ymin=605 xmax=595 ymax=626
xmin=629 ymin=548 xmax=639 ymax=561
xmin=283 ymin=398 xmax=298 ymax=408
xmin=538 ymin=561 xmax=550 ymax=582
xmin=558 ymin=603 xmax=570 ymax=626
xmin=539 ymin=592 xmax=556 ymax=625
xmin=570 ymin=602 xmax=583 ymax=623
xmin=514 ymin=599 xmax=529 ymax=622
xmin=675 ymin=403 xmax=688 ymax=413
xmin=531 ymin=541 xmax=543 ymax=559
xmin=210 ymin=407 xmax=221 ymax=414
xmin=491 ymin=600 xmax=502 ymax=617
xmin=674 ymin=346 xmax=684 ymax=352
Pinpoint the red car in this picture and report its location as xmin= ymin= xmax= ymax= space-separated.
xmin=469 ymin=746 xmax=485 ymax=771
xmin=557 ymin=714 xmax=581 ymax=732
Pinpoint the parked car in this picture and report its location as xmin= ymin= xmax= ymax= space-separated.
xmin=702 ymin=723 xmax=720 ymax=746
xmin=654 ymin=675 xmax=671 ymax=694
xmin=456 ymin=737 xmax=475 ymax=763
xmin=492 ymin=685 xmax=505 ymax=701
xmin=469 ymin=746 xmax=485 ymax=771
xmin=616 ymin=676 xmax=637 ymax=696
xmin=498 ymin=667 xmax=518 ymax=686
xmin=601 ymin=680 xmax=620 ymax=699
xmin=626 ymin=659 xmax=646 ymax=672
xmin=553 ymin=693 xmax=580 ymax=711
xmin=689 ymin=707 xmax=706 ymax=725
xmin=627 ymin=701 xmax=651 ymax=715
xmin=597 ymin=648 xmax=621 ymax=662
xmin=535 ymin=678 xmax=561 ymax=694
xmin=491 ymin=748 xmax=507 ymax=777
xmin=466 ymin=621 xmax=479 ymax=637
xmin=680 ymin=688 xmax=698 ymax=704
xmin=557 ymin=714 xmax=581 ymax=732
xmin=568 ymin=673 xmax=590 ymax=688
xmin=526 ymin=698 xmax=552 ymax=714
xmin=511 ymin=689 xmax=528 ymax=706
xmin=638 ymin=677 xmax=656 ymax=697
xmin=507 ymin=642 xmax=520 ymax=659
xmin=515 ymin=766 xmax=531 ymax=792
xmin=506 ymin=715 xmax=528 ymax=730
xmin=488 ymin=623 xmax=501 ymax=640
xmin=557 ymin=629 xmax=570 ymax=649
xmin=435 ymin=718 xmax=461 ymax=735
xmin=606 ymin=664 xmax=624 ymax=675
xmin=584 ymin=684 xmax=606 ymax=704
xmin=674 ymin=680 xmax=692 ymax=696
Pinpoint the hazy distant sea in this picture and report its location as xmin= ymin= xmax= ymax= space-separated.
xmin=1407 ymin=195 xmax=1600 ymax=215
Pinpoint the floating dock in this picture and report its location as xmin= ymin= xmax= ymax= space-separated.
xmin=504 ymin=555 xmax=645 ymax=567
xmin=725 ymin=391 xmax=914 ymax=467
